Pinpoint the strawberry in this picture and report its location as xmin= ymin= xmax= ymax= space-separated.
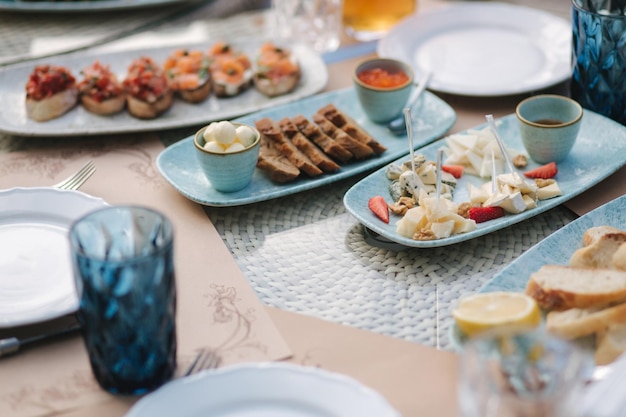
xmin=368 ymin=196 xmax=389 ymax=224
xmin=523 ymin=162 xmax=558 ymax=179
xmin=468 ymin=206 xmax=505 ymax=223
xmin=442 ymin=164 xmax=464 ymax=178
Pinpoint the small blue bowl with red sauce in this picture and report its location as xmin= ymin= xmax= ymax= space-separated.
xmin=353 ymin=58 xmax=414 ymax=124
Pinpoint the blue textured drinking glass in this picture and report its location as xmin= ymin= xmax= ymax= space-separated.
xmin=571 ymin=0 xmax=626 ymax=125
xmin=69 ymin=206 xmax=176 ymax=395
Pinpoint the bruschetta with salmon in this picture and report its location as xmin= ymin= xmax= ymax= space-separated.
xmin=122 ymin=56 xmax=173 ymax=119
xmin=207 ymin=41 xmax=253 ymax=97
xmin=253 ymin=42 xmax=300 ymax=97
xmin=78 ymin=61 xmax=125 ymax=116
xmin=25 ymin=64 xmax=78 ymax=122
xmin=163 ymin=49 xmax=211 ymax=103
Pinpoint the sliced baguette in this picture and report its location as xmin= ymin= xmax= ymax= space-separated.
xmin=291 ymin=115 xmax=353 ymax=163
xmin=126 ymin=91 xmax=174 ymax=120
xmin=277 ymin=117 xmax=341 ymax=173
xmin=255 ymin=118 xmax=322 ymax=178
xmin=612 ymin=243 xmax=626 ymax=271
xmin=595 ymin=322 xmax=626 ymax=365
xmin=311 ymin=113 xmax=374 ymax=160
xmin=570 ymin=226 xmax=626 ymax=269
xmin=546 ymin=302 xmax=626 ymax=339
xmin=317 ymin=104 xmax=387 ymax=155
xmin=256 ymin=133 xmax=300 ymax=183
xmin=525 ymin=265 xmax=626 ymax=310
xmin=26 ymin=87 xmax=78 ymax=122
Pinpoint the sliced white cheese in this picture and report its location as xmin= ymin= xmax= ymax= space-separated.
xmin=537 ymin=182 xmax=562 ymax=200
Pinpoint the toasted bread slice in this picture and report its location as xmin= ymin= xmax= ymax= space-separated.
xmin=570 ymin=226 xmax=626 ymax=269
xmin=255 ymin=118 xmax=322 ymax=177
xmin=312 ymin=113 xmax=374 ymax=160
xmin=26 ymin=87 xmax=78 ymax=122
xmin=525 ymin=265 xmax=626 ymax=310
xmin=546 ymin=302 xmax=626 ymax=339
xmin=317 ymin=104 xmax=387 ymax=155
xmin=613 ymin=243 xmax=626 ymax=271
xmin=126 ymin=90 xmax=174 ymax=120
xmin=256 ymin=133 xmax=300 ymax=183
xmin=291 ymin=115 xmax=353 ymax=163
xmin=81 ymin=94 xmax=125 ymax=116
xmin=278 ymin=117 xmax=340 ymax=173
xmin=595 ymin=322 xmax=626 ymax=365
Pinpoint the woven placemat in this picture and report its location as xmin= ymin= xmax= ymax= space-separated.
xmin=205 ymin=177 xmax=578 ymax=350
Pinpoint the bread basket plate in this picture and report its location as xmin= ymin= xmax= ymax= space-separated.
xmin=343 ymin=110 xmax=626 ymax=248
xmin=156 ymin=87 xmax=456 ymax=207
xmin=0 ymin=40 xmax=326 ymax=137
xmin=449 ymin=193 xmax=626 ymax=350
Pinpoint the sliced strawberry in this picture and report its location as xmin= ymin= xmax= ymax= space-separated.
xmin=368 ymin=196 xmax=389 ymax=224
xmin=468 ymin=206 xmax=505 ymax=223
xmin=442 ymin=164 xmax=464 ymax=178
xmin=523 ymin=162 xmax=558 ymax=179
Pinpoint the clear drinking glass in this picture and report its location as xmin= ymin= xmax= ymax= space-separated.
xmin=458 ymin=328 xmax=593 ymax=417
xmin=343 ymin=0 xmax=416 ymax=41
xmin=272 ymin=0 xmax=343 ymax=53
xmin=571 ymin=0 xmax=626 ymax=125
xmin=69 ymin=206 xmax=177 ymax=395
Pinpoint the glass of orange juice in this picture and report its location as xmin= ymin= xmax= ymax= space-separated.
xmin=343 ymin=0 xmax=416 ymax=41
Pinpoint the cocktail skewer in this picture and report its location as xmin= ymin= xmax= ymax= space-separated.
xmin=486 ymin=114 xmax=515 ymax=174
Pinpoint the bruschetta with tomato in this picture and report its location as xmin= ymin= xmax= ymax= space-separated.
xmin=207 ymin=41 xmax=253 ymax=97
xmin=253 ymin=42 xmax=301 ymax=97
xmin=78 ymin=61 xmax=125 ymax=116
xmin=163 ymin=49 xmax=211 ymax=103
xmin=122 ymin=56 xmax=173 ymax=119
xmin=25 ymin=65 xmax=78 ymax=122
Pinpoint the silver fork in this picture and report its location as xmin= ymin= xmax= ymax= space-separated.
xmin=185 ymin=349 xmax=222 ymax=376
xmin=53 ymin=160 xmax=96 ymax=190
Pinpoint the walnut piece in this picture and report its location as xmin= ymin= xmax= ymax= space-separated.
xmin=513 ymin=154 xmax=528 ymax=168
xmin=413 ymin=228 xmax=436 ymax=241
xmin=389 ymin=196 xmax=415 ymax=216
xmin=535 ymin=178 xmax=555 ymax=188
xmin=457 ymin=202 xmax=472 ymax=219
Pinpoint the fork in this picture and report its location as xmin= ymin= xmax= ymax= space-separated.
xmin=184 ymin=349 xmax=222 ymax=376
xmin=53 ymin=160 xmax=96 ymax=190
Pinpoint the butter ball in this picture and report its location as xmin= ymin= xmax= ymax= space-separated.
xmin=235 ymin=125 xmax=257 ymax=147
xmin=203 ymin=141 xmax=224 ymax=153
xmin=213 ymin=121 xmax=237 ymax=145
xmin=225 ymin=142 xmax=245 ymax=153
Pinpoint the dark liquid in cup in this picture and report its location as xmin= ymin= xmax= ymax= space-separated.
xmin=534 ymin=119 xmax=563 ymax=125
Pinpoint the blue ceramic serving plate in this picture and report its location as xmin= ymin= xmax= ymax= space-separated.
xmin=450 ymin=194 xmax=626 ymax=350
xmin=156 ymin=87 xmax=456 ymax=206
xmin=343 ymin=109 xmax=626 ymax=248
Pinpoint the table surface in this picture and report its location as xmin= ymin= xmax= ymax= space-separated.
xmin=0 ymin=0 xmax=582 ymax=351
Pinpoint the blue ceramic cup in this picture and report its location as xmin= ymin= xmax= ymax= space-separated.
xmin=353 ymin=58 xmax=414 ymax=123
xmin=194 ymin=122 xmax=261 ymax=193
xmin=69 ymin=206 xmax=176 ymax=395
xmin=516 ymin=95 xmax=583 ymax=164
xmin=571 ymin=0 xmax=626 ymax=125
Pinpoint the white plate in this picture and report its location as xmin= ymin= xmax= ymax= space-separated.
xmin=157 ymin=87 xmax=456 ymax=207
xmin=0 ymin=187 xmax=108 ymax=328
xmin=0 ymin=0 xmax=203 ymax=13
xmin=0 ymin=40 xmax=327 ymax=137
xmin=343 ymin=110 xmax=626 ymax=248
xmin=125 ymin=362 xmax=401 ymax=417
xmin=378 ymin=2 xmax=571 ymax=96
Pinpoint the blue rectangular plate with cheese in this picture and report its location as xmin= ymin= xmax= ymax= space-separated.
xmin=343 ymin=110 xmax=626 ymax=248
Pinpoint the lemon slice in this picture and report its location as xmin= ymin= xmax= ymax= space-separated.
xmin=452 ymin=292 xmax=541 ymax=337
